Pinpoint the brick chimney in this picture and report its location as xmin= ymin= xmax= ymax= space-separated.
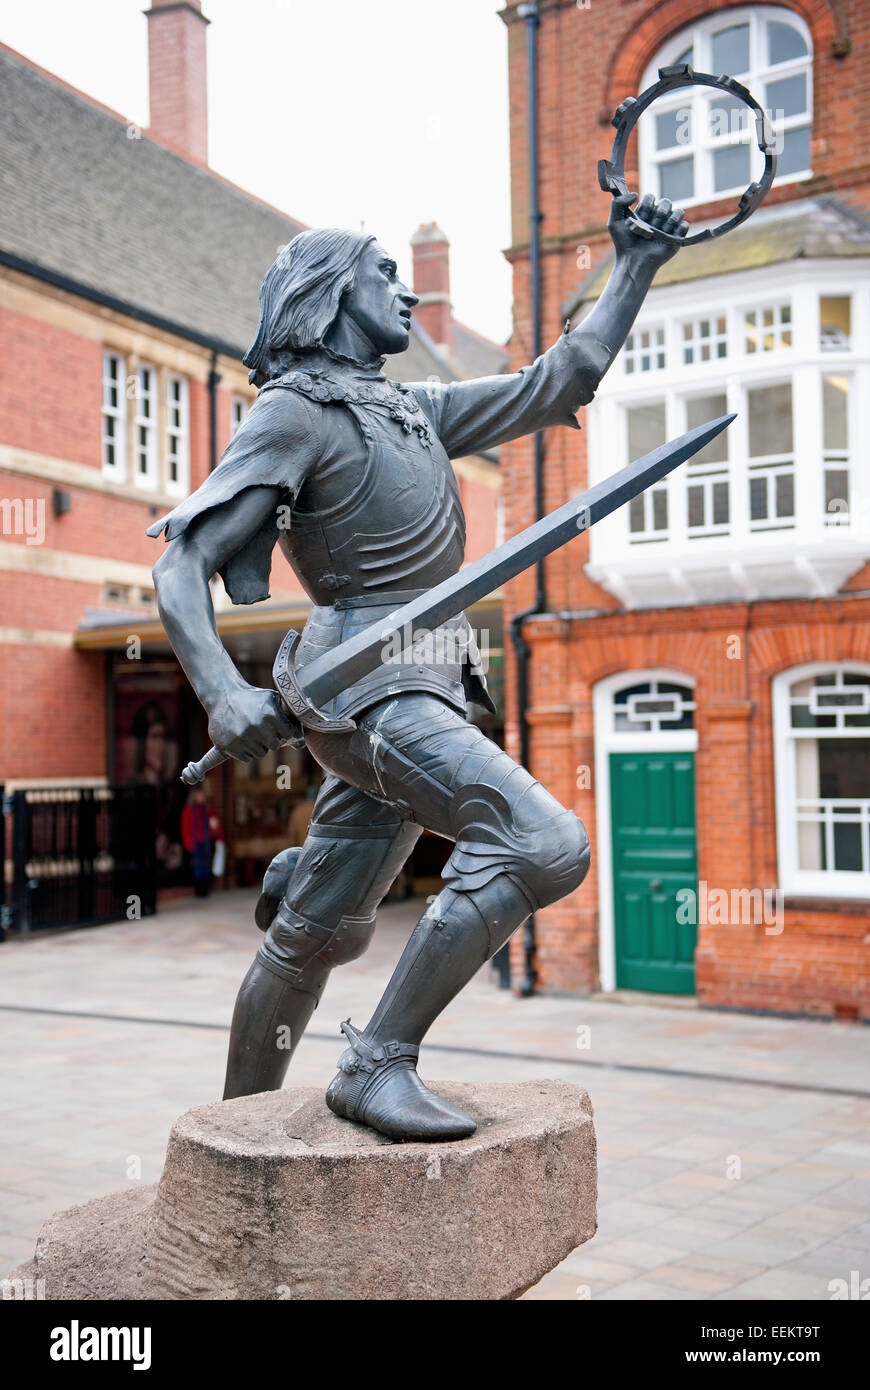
xmin=410 ymin=223 xmax=453 ymax=351
xmin=145 ymin=0 xmax=210 ymax=164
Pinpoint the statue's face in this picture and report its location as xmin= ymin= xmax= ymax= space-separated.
xmin=341 ymin=242 xmax=418 ymax=354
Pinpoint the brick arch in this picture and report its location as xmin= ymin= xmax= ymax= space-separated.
xmin=601 ymin=0 xmax=840 ymax=111
xmin=575 ymin=631 xmax=709 ymax=691
xmin=749 ymin=629 xmax=870 ymax=683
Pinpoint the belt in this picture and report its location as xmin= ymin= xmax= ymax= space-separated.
xmin=333 ymin=589 xmax=426 ymax=611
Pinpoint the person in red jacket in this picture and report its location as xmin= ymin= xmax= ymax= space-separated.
xmin=182 ymin=785 xmax=224 ymax=898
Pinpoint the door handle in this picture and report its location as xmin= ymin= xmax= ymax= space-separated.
xmin=650 ymin=878 xmax=663 ymax=893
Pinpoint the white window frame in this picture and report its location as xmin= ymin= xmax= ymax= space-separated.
xmin=586 ymin=261 xmax=870 ymax=603
xmin=166 ymin=374 xmax=190 ymax=498
xmin=680 ymin=312 xmax=729 ymax=366
xmin=623 ymin=396 xmax=671 ymax=544
xmin=640 ymin=6 xmax=813 ymax=208
xmin=773 ymin=662 xmax=870 ymax=900
xmin=101 ymin=350 xmax=127 ymax=482
xmin=594 ymin=671 xmax=698 ymax=992
xmin=743 ymin=301 xmax=793 ymax=355
xmin=624 ymin=324 xmax=667 ymax=375
xmin=133 ymin=363 xmax=158 ymax=491
xmin=746 ymin=375 xmax=795 ymax=534
xmin=822 ymin=370 xmax=852 ymax=528
xmin=231 ymin=394 xmax=250 ymax=438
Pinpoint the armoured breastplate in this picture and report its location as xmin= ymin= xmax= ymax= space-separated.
xmin=262 ymin=360 xmax=487 ymax=721
xmin=272 ymin=381 xmax=465 ymax=604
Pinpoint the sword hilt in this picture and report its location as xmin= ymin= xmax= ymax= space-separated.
xmin=180 ymin=628 xmax=354 ymax=787
xmin=180 ymin=745 xmax=229 ymax=786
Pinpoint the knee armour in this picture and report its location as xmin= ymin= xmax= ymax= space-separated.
xmin=528 ymin=808 xmax=591 ymax=909
xmin=258 ymin=903 xmax=376 ymax=1002
xmin=443 ymin=782 xmax=591 ymax=912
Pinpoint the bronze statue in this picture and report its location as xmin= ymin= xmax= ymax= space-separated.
xmin=148 ymin=193 xmax=693 ymax=1141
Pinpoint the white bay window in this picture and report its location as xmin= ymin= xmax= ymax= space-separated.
xmin=586 ymin=260 xmax=870 ymax=607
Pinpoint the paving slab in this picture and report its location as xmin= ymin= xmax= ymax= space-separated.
xmin=1 ymin=888 xmax=869 ymax=1301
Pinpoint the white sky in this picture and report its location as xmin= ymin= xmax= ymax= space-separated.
xmin=1 ymin=0 xmax=514 ymax=343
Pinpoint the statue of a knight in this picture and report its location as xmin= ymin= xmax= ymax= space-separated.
xmin=148 ymin=192 xmax=688 ymax=1142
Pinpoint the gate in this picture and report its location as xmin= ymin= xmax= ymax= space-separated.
xmin=1 ymin=785 xmax=157 ymax=936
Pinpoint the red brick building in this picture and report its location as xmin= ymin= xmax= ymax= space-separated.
xmin=500 ymin=0 xmax=870 ymax=1017
xmin=0 ymin=3 xmax=505 ymax=913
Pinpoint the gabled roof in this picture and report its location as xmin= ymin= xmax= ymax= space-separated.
xmin=0 ymin=42 xmax=507 ymax=391
xmin=564 ymin=199 xmax=870 ymax=317
xmin=0 ymin=43 xmax=307 ymax=353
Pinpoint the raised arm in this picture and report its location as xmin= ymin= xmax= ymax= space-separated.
xmin=572 ymin=191 xmax=688 ymax=379
xmin=415 ymin=192 xmax=688 ymax=460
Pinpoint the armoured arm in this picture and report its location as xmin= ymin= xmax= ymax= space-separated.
xmin=153 ymin=487 xmax=300 ymax=761
xmin=148 ymin=388 xmax=321 ymax=759
xmin=571 ymin=192 xmax=689 ymax=384
xmin=415 ymin=193 xmax=688 ymax=459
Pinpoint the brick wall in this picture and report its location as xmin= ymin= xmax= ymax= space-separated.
xmin=502 ymin=0 xmax=870 ymax=1016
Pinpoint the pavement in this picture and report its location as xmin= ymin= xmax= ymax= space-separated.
xmin=1 ymin=889 xmax=869 ymax=1301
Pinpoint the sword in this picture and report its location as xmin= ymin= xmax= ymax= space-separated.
xmin=181 ymin=412 xmax=734 ymax=785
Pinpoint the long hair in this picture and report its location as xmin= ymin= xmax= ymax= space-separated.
xmin=244 ymin=228 xmax=376 ymax=387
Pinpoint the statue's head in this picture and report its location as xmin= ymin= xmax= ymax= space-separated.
xmin=244 ymin=228 xmax=418 ymax=385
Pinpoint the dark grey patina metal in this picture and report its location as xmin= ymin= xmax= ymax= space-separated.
xmin=181 ymin=410 xmax=733 ymax=785
xmin=599 ymin=64 xmax=777 ymax=247
xmin=148 ymin=166 xmax=763 ymax=1142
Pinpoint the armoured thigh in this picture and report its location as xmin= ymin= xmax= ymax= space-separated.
xmin=309 ymin=696 xmax=590 ymax=910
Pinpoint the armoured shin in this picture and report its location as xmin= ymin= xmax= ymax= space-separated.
xmin=222 ymin=955 xmax=319 ymax=1100
xmin=222 ymin=901 xmax=375 ymax=1100
xmin=324 ymin=876 xmax=534 ymax=1140
xmin=363 ymin=875 xmax=533 ymax=1048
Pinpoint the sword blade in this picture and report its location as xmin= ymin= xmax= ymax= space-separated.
xmin=299 ymin=413 xmax=735 ymax=709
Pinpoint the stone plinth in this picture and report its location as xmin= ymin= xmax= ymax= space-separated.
xmin=12 ymin=1079 xmax=597 ymax=1300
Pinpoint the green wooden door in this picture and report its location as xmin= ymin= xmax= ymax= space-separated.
xmin=610 ymin=751 xmax=697 ymax=994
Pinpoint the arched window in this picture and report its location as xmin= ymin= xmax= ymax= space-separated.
xmin=639 ymin=6 xmax=812 ymax=206
xmin=773 ymin=664 xmax=870 ymax=898
xmin=612 ymin=679 xmax=695 ymax=733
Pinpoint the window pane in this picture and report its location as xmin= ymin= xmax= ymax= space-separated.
xmin=659 ymin=156 xmax=694 ymax=201
xmin=652 ymin=490 xmax=668 ymax=530
xmin=775 ymin=472 xmax=794 ymax=518
xmin=629 ymin=496 xmax=645 ymax=533
xmin=656 ymin=107 xmax=686 ymax=150
xmin=627 ymin=402 xmax=666 ymax=458
xmin=768 ymin=19 xmax=808 ymax=65
xmin=819 ymin=296 xmax=851 ymax=350
xmin=614 ymin=683 xmax=651 ymax=705
xmin=825 ymin=469 xmax=849 ymax=517
xmin=823 ymin=376 xmax=849 ymax=451
xmin=686 ymin=393 xmax=729 ymax=464
xmin=711 ymin=23 xmax=749 ymax=75
xmin=777 ymin=125 xmax=810 ymax=176
xmin=766 ymin=73 xmax=807 ymax=120
xmin=712 ymin=142 xmax=750 ymax=192
xmin=708 ymin=92 xmax=747 ymax=139
xmin=687 ymin=485 xmax=705 ymax=528
xmin=712 ymin=481 xmax=730 ymax=524
xmin=748 ymin=384 xmax=793 ymax=456
xmin=749 ymin=476 xmax=767 ymax=520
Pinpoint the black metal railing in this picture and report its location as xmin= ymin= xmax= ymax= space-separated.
xmin=1 ymin=785 xmax=157 ymax=936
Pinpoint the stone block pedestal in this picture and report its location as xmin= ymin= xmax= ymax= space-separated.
xmin=12 ymin=1079 xmax=597 ymax=1300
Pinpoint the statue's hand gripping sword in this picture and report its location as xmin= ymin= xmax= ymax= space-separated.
xmin=181 ymin=413 xmax=734 ymax=785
